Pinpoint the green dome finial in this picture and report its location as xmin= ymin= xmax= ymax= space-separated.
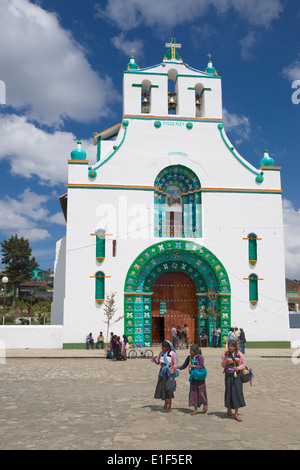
xmin=205 ymin=53 xmax=217 ymax=75
xmin=260 ymin=150 xmax=274 ymax=167
xmin=71 ymin=141 xmax=87 ymax=160
xmin=126 ymin=52 xmax=139 ymax=70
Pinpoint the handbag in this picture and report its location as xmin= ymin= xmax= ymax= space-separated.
xmin=189 ymin=357 xmax=207 ymax=382
xmin=165 ymin=376 xmax=177 ymax=392
xmin=240 ymin=367 xmax=253 ymax=383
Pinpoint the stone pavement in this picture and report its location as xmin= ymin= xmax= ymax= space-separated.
xmin=0 ymin=347 xmax=299 ymax=450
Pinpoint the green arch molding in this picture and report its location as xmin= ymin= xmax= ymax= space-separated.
xmin=217 ymin=123 xmax=264 ymax=184
xmin=124 ymin=240 xmax=231 ymax=348
xmin=88 ymin=120 xmax=129 ymax=178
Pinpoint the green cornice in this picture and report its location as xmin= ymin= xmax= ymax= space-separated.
xmin=67 ymin=184 xmax=281 ymax=195
xmin=68 ymin=160 xmax=90 ymax=165
xmin=123 ymin=114 xmax=223 ymax=123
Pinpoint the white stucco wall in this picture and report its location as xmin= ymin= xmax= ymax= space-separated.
xmin=0 ymin=326 xmax=63 ymax=349
xmin=51 ymin=236 xmax=66 ymax=325
xmin=52 ymin=58 xmax=292 ymax=346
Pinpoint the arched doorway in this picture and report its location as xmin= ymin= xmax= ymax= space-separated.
xmin=124 ymin=240 xmax=231 ymax=348
xmin=152 ymin=272 xmax=198 ymax=344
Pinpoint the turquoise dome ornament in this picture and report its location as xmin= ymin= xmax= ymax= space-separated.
xmin=127 ymin=56 xmax=139 ymax=70
xmin=205 ymin=60 xmax=216 ymax=74
xmin=71 ymin=141 xmax=87 ymax=160
xmin=260 ymin=150 xmax=274 ymax=167
xmin=205 ymin=54 xmax=218 ymax=75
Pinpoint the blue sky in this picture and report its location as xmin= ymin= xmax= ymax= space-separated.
xmin=0 ymin=0 xmax=300 ymax=278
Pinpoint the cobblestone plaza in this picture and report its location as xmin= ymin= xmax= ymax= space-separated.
xmin=0 ymin=347 xmax=299 ymax=450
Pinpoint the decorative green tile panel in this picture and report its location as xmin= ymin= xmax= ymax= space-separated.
xmin=124 ymin=240 xmax=231 ymax=348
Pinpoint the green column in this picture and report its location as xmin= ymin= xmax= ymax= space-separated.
xmin=97 ymin=136 xmax=101 ymax=162
xmin=195 ymin=192 xmax=202 ymax=237
xmin=182 ymin=194 xmax=190 ymax=237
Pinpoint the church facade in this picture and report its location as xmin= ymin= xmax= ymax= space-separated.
xmin=51 ymin=41 xmax=291 ymax=348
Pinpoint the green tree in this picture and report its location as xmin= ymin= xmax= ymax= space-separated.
xmin=1 ymin=235 xmax=38 ymax=307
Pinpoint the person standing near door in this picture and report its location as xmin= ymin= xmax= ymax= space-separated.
xmin=184 ymin=324 xmax=189 ymax=349
xmin=214 ymin=326 xmax=221 ymax=348
xmin=171 ymin=325 xmax=178 ymax=349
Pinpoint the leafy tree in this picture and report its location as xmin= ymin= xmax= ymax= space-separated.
xmin=1 ymin=235 xmax=38 ymax=307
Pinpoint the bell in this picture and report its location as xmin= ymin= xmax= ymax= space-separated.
xmin=142 ymin=95 xmax=150 ymax=106
xmin=168 ymin=95 xmax=176 ymax=107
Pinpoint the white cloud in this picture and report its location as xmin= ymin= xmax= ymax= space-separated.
xmin=282 ymin=57 xmax=300 ymax=82
xmin=0 ymin=187 xmax=68 ymax=243
xmin=111 ymin=33 xmax=145 ymax=59
xmin=49 ymin=212 xmax=66 ymax=225
xmin=240 ymin=31 xmax=258 ymax=61
xmin=0 ymin=113 xmax=95 ymax=186
xmin=282 ymin=199 xmax=300 ymax=280
xmin=229 ymin=0 xmax=283 ymax=28
xmin=96 ymin=0 xmax=283 ymax=32
xmin=0 ymin=0 xmax=119 ymax=125
xmin=0 ymin=189 xmax=51 ymax=242
xmin=222 ymin=108 xmax=251 ymax=144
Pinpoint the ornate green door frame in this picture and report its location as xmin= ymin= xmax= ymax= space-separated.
xmin=124 ymin=240 xmax=231 ymax=348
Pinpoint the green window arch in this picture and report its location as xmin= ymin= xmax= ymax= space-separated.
xmin=154 ymin=165 xmax=202 ymax=238
xmin=96 ymin=230 xmax=106 ymax=262
xmin=248 ymin=233 xmax=258 ymax=266
xmin=95 ymin=271 xmax=105 ymax=304
xmin=249 ymin=273 xmax=258 ymax=304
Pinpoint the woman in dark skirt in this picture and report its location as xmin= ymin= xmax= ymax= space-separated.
xmin=175 ymin=344 xmax=208 ymax=415
xmin=221 ymin=339 xmax=246 ymax=422
xmin=152 ymin=340 xmax=178 ymax=413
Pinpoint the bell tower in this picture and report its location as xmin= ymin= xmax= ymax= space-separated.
xmin=123 ymin=39 xmax=222 ymax=120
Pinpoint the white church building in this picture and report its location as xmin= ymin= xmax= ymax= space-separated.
xmin=51 ymin=40 xmax=291 ymax=349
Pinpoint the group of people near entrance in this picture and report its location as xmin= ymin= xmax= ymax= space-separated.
xmin=106 ymin=333 xmax=129 ymax=361
xmin=171 ymin=324 xmax=189 ymax=349
xmin=227 ymin=327 xmax=246 ymax=354
xmin=152 ymin=338 xmax=248 ymax=422
xmin=200 ymin=325 xmax=246 ymax=351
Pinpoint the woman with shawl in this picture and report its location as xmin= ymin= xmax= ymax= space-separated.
xmin=152 ymin=340 xmax=178 ymax=413
xmin=175 ymin=343 xmax=208 ymax=415
xmin=221 ymin=339 xmax=246 ymax=422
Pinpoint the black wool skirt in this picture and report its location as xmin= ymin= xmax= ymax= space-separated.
xmin=154 ymin=375 xmax=174 ymax=400
xmin=224 ymin=373 xmax=246 ymax=409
